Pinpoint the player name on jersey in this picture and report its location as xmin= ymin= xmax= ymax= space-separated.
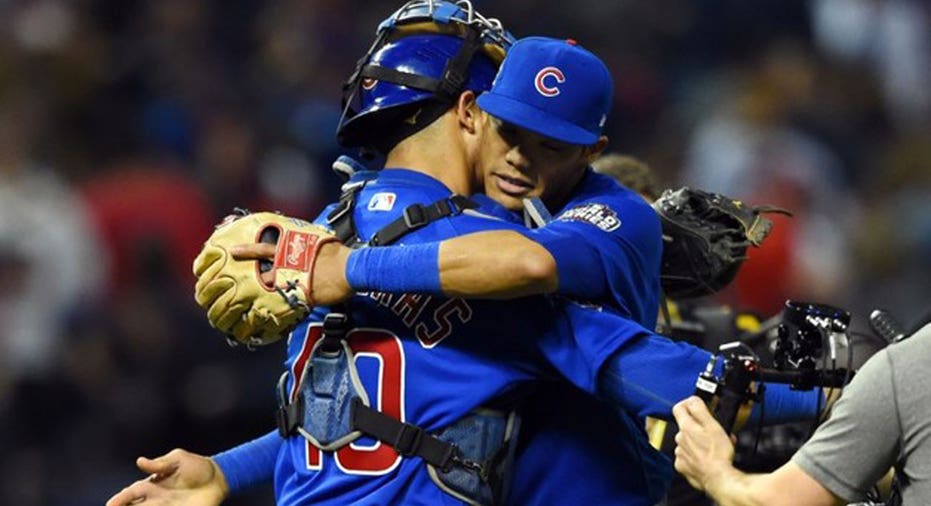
xmin=363 ymin=291 xmax=473 ymax=348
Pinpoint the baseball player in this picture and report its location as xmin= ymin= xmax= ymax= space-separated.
xmin=108 ymin=5 xmax=823 ymax=506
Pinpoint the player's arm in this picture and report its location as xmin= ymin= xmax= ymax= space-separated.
xmin=593 ymin=329 xmax=823 ymax=425
xmin=316 ymin=196 xmax=658 ymax=303
xmin=424 ymin=193 xmax=661 ymax=300
xmin=672 ymin=396 xmax=844 ymax=506
xmin=106 ymin=431 xmax=280 ymax=506
xmin=521 ymin=193 xmax=662 ymax=301
xmin=543 ymin=306 xmax=823 ymax=425
xmin=227 ymin=188 xmax=657 ymax=304
xmin=105 ymin=449 xmax=230 ymax=506
xmin=420 ymin=229 xmax=558 ymax=298
xmin=211 ymin=430 xmax=280 ymax=493
xmin=229 ymin=222 xmax=558 ymax=302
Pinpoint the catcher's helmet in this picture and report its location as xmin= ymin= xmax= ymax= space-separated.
xmin=338 ymin=0 xmax=514 ymax=151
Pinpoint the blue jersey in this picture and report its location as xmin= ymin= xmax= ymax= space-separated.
xmin=507 ymin=169 xmax=669 ymax=506
xmin=528 ymin=169 xmax=663 ymax=325
xmin=272 ymin=169 xmax=649 ymax=505
xmin=213 ymin=168 xmax=820 ymax=504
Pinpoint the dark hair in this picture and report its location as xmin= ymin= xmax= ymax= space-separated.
xmin=592 ymin=154 xmax=661 ymax=200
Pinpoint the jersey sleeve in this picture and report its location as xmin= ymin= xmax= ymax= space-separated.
xmin=593 ymin=324 xmax=824 ymax=423
xmin=537 ymin=302 xmax=655 ymax=394
xmin=526 ymin=182 xmax=663 ymax=323
xmin=212 ymin=430 xmax=281 ymax=494
xmin=596 ymin=331 xmax=716 ymax=419
xmin=791 ymin=349 xmax=901 ymax=502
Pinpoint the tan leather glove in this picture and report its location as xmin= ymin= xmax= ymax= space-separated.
xmin=193 ymin=211 xmax=338 ymax=346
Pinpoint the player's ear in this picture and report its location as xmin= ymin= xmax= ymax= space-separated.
xmin=456 ymin=90 xmax=479 ymax=134
xmin=584 ymin=136 xmax=609 ymax=164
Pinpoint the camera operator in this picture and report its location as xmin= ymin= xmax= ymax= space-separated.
xmin=672 ymin=322 xmax=931 ymax=506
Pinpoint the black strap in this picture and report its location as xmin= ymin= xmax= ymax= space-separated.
xmin=340 ymin=29 xmax=390 ymax=112
xmin=356 ymin=28 xmax=481 ymax=105
xmin=276 ymin=394 xmax=304 ymax=437
xmin=361 ymin=65 xmax=443 ymax=94
xmin=351 ymin=398 xmax=459 ymax=472
xmin=319 ymin=311 xmax=349 ymax=354
xmin=436 ymin=28 xmax=481 ymax=101
xmin=327 ymin=180 xmax=368 ymax=244
xmin=370 ymin=195 xmax=478 ymax=246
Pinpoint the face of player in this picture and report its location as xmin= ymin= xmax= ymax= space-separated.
xmin=477 ymin=112 xmax=595 ymax=212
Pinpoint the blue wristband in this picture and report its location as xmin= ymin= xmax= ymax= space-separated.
xmin=345 ymin=243 xmax=442 ymax=294
xmin=212 ymin=431 xmax=280 ymax=494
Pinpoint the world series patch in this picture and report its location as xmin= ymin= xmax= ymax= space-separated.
xmin=556 ymin=203 xmax=621 ymax=232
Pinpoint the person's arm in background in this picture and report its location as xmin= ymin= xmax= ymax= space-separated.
xmin=671 ymin=397 xmax=844 ymax=506
xmin=595 ymin=331 xmax=825 ymax=425
xmin=672 ymin=327 xmax=919 ymax=506
xmin=105 ymin=431 xmax=280 ymax=506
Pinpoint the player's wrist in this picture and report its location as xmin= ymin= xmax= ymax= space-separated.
xmin=311 ymin=242 xmax=354 ymax=305
xmin=209 ymin=457 xmax=231 ymax=500
xmin=345 ymin=243 xmax=442 ymax=294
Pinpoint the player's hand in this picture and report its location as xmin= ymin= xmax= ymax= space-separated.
xmin=105 ymin=449 xmax=228 ymax=506
xmin=230 ymin=240 xmax=354 ymax=306
xmin=192 ymin=211 xmax=341 ymax=345
xmin=672 ymin=396 xmax=738 ymax=493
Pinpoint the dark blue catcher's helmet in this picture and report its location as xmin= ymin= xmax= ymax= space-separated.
xmin=337 ymin=0 xmax=514 ymax=152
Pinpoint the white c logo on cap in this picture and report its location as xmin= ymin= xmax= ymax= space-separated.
xmin=534 ymin=67 xmax=565 ymax=97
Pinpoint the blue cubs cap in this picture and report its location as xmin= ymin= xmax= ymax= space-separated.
xmin=476 ymin=36 xmax=613 ymax=146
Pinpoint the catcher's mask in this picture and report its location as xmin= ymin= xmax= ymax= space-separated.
xmin=337 ymin=0 xmax=514 ymax=153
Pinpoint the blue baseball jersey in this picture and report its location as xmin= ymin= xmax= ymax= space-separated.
xmin=507 ymin=169 xmax=669 ymax=506
xmin=272 ymin=169 xmax=650 ymax=505
xmin=213 ymin=168 xmax=819 ymax=504
xmin=528 ymin=168 xmax=663 ymax=325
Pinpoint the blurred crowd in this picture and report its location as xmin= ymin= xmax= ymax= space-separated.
xmin=0 ymin=1 xmax=928 ymax=505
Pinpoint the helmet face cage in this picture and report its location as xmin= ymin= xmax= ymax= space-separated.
xmin=378 ymin=0 xmax=514 ymax=58
xmin=337 ymin=0 xmax=514 ymax=149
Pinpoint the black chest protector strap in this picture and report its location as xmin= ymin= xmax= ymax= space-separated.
xmin=326 ymin=180 xmax=369 ymax=244
xmin=327 ymin=184 xmax=477 ymax=249
xmin=319 ymin=312 xmax=350 ymax=354
xmin=371 ymin=194 xmax=478 ymax=246
xmin=297 ymin=189 xmax=487 ymax=482
xmin=351 ymin=398 xmax=461 ymax=472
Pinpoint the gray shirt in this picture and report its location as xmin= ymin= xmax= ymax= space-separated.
xmin=792 ymin=323 xmax=931 ymax=504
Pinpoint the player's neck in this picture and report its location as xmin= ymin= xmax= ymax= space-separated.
xmin=384 ymin=117 xmax=473 ymax=195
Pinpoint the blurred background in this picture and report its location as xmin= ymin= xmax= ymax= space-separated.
xmin=0 ymin=0 xmax=928 ymax=504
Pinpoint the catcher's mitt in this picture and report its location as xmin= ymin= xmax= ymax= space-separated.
xmin=653 ymin=187 xmax=790 ymax=299
xmin=193 ymin=211 xmax=338 ymax=346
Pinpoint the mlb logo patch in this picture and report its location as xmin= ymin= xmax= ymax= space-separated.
xmin=368 ymin=192 xmax=397 ymax=212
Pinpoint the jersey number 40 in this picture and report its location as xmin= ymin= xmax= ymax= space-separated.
xmin=291 ymin=325 xmax=406 ymax=475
